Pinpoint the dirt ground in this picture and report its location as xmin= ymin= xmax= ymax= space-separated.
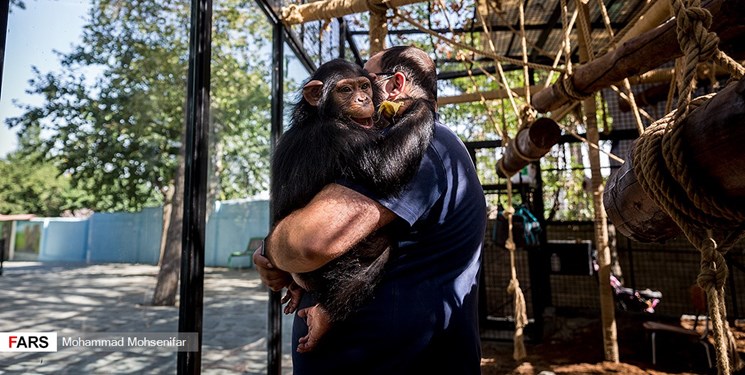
xmin=480 ymin=314 xmax=745 ymax=375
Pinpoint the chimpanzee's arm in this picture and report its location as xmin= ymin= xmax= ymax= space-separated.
xmin=358 ymin=99 xmax=435 ymax=196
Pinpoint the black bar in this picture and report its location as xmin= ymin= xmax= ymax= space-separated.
xmin=344 ymin=22 xmax=364 ymax=66
xmin=177 ymin=0 xmax=212 ymax=373
xmin=0 ymin=0 xmax=9 ymax=99
xmin=266 ymin=16 xmax=285 ymax=375
xmin=337 ymin=17 xmax=345 ymax=59
xmin=254 ymin=0 xmax=316 ymax=73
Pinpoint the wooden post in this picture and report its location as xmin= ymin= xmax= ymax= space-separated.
xmin=604 ymin=78 xmax=745 ymax=243
xmin=576 ymin=0 xmax=619 ymax=364
xmin=531 ymin=0 xmax=743 ymax=113
xmin=369 ymin=8 xmax=387 ymax=55
xmin=496 ymin=118 xmax=561 ymax=178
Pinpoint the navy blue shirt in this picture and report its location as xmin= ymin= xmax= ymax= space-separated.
xmin=292 ymin=120 xmax=487 ymax=374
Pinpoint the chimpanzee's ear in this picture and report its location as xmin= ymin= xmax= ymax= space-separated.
xmin=302 ymin=80 xmax=324 ymax=107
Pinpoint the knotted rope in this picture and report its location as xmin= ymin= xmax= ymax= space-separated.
xmin=631 ymin=2 xmax=745 ymax=373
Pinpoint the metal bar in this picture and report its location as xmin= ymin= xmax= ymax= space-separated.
xmin=177 ymin=0 xmax=212 ymax=373
xmin=254 ymin=0 xmax=316 ymax=73
xmin=266 ymin=15 xmax=285 ymax=375
xmin=0 ymin=0 xmax=9 ymax=100
xmin=337 ymin=17 xmax=346 ymax=59
xmin=344 ymin=21 xmax=364 ymax=66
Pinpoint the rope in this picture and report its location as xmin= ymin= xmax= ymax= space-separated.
xmin=497 ymin=171 xmax=528 ymax=361
xmin=595 ymin=0 xmax=646 ymax=135
xmin=391 ymin=8 xmax=565 ymax=73
xmin=631 ymin=2 xmax=745 ymax=369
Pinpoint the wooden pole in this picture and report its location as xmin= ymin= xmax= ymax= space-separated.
xmin=604 ymin=78 xmax=745 ymax=243
xmin=439 ymin=85 xmax=542 ymax=106
xmin=531 ymin=0 xmax=743 ymax=113
xmin=280 ymin=0 xmax=424 ymax=25
xmin=576 ymin=0 xmax=618 ymax=363
xmin=495 ymin=118 xmax=561 ymax=178
xmin=369 ymin=8 xmax=387 ymax=54
xmin=614 ymin=0 xmax=671 ymax=48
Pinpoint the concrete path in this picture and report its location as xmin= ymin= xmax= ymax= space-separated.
xmin=0 ymin=262 xmax=294 ymax=374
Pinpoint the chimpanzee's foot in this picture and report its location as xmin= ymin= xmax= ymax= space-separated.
xmin=281 ymin=282 xmax=304 ymax=314
xmin=296 ymin=304 xmax=331 ymax=353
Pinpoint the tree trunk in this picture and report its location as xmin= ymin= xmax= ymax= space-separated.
xmin=152 ymin=141 xmax=186 ymax=306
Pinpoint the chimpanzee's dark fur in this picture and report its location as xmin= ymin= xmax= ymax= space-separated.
xmin=270 ymin=59 xmax=435 ymax=323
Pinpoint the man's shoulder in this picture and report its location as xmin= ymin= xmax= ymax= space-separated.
xmin=431 ymin=120 xmax=468 ymax=154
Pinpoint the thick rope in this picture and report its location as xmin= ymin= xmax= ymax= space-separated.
xmin=497 ymin=171 xmax=528 ymax=361
xmin=632 ymin=0 xmax=745 ymax=358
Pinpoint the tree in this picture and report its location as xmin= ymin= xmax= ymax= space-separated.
xmin=0 ymin=150 xmax=93 ymax=216
xmin=6 ymin=0 xmax=273 ymax=304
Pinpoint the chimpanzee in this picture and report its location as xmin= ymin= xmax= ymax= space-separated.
xmin=270 ymin=58 xmax=435 ymax=351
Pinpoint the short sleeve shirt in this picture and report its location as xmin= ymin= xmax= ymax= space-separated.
xmin=291 ymin=120 xmax=487 ymax=375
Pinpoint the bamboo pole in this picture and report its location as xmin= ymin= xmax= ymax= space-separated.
xmin=614 ymin=0 xmax=671 ymax=47
xmin=531 ymin=0 xmax=742 ymax=113
xmin=438 ymin=85 xmax=542 ymax=106
xmin=369 ymin=7 xmax=387 ymax=54
xmin=280 ymin=0 xmax=424 ymax=25
xmin=576 ymin=0 xmax=619 ymax=363
xmin=495 ymin=118 xmax=561 ymax=178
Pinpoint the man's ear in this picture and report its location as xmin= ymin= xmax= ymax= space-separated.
xmin=302 ymin=80 xmax=324 ymax=107
xmin=387 ymin=72 xmax=407 ymax=99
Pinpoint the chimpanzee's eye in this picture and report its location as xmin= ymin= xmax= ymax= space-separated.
xmin=361 ymin=82 xmax=371 ymax=90
xmin=338 ymin=86 xmax=353 ymax=93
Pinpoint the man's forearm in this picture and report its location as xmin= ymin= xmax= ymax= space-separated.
xmin=265 ymin=183 xmax=395 ymax=274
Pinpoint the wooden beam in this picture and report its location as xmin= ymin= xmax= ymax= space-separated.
xmin=615 ymin=0 xmax=671 ymax=47
xmin=604 ymin=78 xmax=745 ymax=243
xmin=280 ymin=0 xmax=424 ymax=25
xmin=438 ymin=66 xmax=680 ymax=107
xmin=495 ymin=118 xmax=561 ymax=178
xmin=438 ymin=85 xmax=542 ymax=106
xmin=531 ymin=0 xmax=744 ymax=113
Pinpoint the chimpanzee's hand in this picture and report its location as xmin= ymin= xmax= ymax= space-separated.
xmin=281 ymin=281 xmax=305 ymax=314
xmin=253 ymin=246 xmax=292 ymax=292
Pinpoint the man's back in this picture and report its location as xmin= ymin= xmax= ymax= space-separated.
xmin=291 ymin=121 xmax=487 ymax=374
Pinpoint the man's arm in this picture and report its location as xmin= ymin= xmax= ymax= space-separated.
xmin=265 ymin=183 xmax=396 ymax=274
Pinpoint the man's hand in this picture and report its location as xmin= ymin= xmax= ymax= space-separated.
xmin=253 ymin=246 xmax=292 ymax=292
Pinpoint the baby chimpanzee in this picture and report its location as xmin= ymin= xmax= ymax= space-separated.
xmin=270 ymin=58 xmax=434 ymax=352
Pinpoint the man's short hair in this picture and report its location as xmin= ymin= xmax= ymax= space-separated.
xmin=378 ymin=46 xmax=437 ymax=102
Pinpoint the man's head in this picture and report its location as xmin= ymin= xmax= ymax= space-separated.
xmin=364 ymin=46 xmax=437 ymax=105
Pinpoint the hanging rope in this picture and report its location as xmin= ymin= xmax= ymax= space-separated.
xmin=631 ymin=1 xmax=745 ymax=373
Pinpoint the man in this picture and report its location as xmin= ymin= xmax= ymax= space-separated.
xmin=254 ymin=45 xmax=486 ymax=374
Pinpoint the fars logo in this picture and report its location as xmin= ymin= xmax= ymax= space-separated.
xmin=0 ymin=332 xmax=57 ymax=352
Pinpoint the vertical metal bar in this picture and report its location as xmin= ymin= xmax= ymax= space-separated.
xmin=0 ymin=0 xmax=10 ymax=99
xmin=178 ymin=0 xmax=212 ymax=373
xmin=266 ymin=17 xmax=285 ymax=375
xmin=337 ymin=17 xmax=345 ymax=59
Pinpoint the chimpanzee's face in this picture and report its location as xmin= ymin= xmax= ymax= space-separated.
xmin=331 ymin=77 xmax=374 ymax=129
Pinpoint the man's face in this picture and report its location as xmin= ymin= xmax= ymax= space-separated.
xmin=364 ymin=52 xmax=398 ymax=101
xmin=363 ymin=53 xmax=384 ymax=82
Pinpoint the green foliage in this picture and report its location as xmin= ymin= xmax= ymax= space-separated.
xmin=0 ymin=151 xmax=93 ymax=216
xmin=6 ymin=0 xmax=272 ymax=212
